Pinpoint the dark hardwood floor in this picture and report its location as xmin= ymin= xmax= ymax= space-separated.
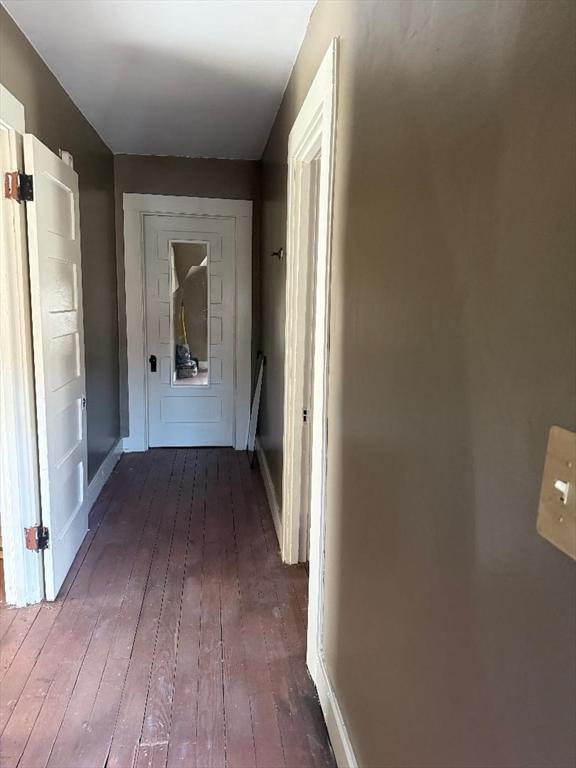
xmin=0 ymin=448 xmax=335 ymax=768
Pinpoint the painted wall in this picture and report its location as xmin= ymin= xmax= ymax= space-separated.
xmin=259 ymin=1 xmax=576 ymax=765
xmin=114 ymin=154 xmax=261 ymax=435
xmin=1 ymin=7 xmax=119 ymax=481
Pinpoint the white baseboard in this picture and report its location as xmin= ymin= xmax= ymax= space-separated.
xmin=122 ymin=435 xmax=147 ymax=453
xmin=255 ymin=437 xmax=282 ymax=547
xmin=314 ymin=654 xmax=358 ymax=768
xmin=85 ymin=439 xmax=123 ymax=515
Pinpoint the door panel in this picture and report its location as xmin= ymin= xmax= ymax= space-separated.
xmin=145 ymin=215 xmax=236 ymax=447
xmin=24 ymin=134 xmax=88 ymax=601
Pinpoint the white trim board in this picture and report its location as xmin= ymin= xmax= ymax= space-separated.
xmin=122 ymin=193 xmax=252 ymax=452
xmin=281 ymin=37 xmax=337 ymax=666
xmin=85 ymin=440 xmax=123 ymax=521
xmin=255 ymin=437 xmax=281 ymax=546
xmin=0 ymin=87 xmax=44 ymax=607
xmin=277 ymin=38 xmax=357 ymax=768
xmin=315 ymin=657 xmax=359 ymax=768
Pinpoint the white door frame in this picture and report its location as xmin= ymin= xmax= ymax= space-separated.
xmin=281 ymin=38 xmax=338 ymax=673
xmin=0 ymin=85 xmax=44 ymax=606
xmin=123 ymin=194 xmax=252 ymax=452
xmin=281 ymin=40 xmax=357 ymax=768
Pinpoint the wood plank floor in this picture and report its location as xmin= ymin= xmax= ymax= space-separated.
xmin=0 ymin=449 xmax=335 ymax=768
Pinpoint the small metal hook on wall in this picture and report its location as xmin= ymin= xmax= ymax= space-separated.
xmin=271 ymin=247 xmax=285 ymax=261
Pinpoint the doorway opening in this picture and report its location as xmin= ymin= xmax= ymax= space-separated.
xmin=122 ymin=195 xmax=252 ymax=453
xmin=279 ymin=37 xmax=354 ymax=768
xmin=280 ymin=39 xmax=338 ymax=690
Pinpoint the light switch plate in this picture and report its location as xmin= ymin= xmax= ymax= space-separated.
xmin=537 ymin=426 xmax=576 ymax=560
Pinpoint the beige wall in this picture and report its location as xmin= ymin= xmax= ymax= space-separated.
xmin=114 ymin=154 xmax=261 ymax=434
xmin=1 ymin=7 xmax=119 ymax=481
xmin=259 ymin=1 xmax=576 ymax=765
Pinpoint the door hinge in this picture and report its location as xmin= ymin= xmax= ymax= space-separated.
xmin=303 ymin=408 xmax=308 ymax=423
xmin=3 ymin=172 xmax=34 ymax=202
xmin=25 ymin=525 xmax=50 ymax=552
xmin=81 ymin=396 xmax=87 ymax=410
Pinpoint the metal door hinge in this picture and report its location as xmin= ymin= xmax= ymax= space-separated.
xmin=25 ymin=525 xmax=50 ymax=552
xmin=303 ymin=408 xmax=308 ymax=423
xmin=81 ymin=396 xmax=87 ymax=410
xmin=4 ymin=172 xmax=34 ymax=202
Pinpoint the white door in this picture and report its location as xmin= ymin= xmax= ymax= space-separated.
xmin=145 ymin=214 xmax=236 ymax=447
xmin=24 ymin=135 xmax=88 ymax=601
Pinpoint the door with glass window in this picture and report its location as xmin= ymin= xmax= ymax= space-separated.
xmin=144 ymin=214 xmax=235 ymax=446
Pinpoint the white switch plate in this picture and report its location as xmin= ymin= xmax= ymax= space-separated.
xmin=537 ymin=426 xmax=576 ymax=560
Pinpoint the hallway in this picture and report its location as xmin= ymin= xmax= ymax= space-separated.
xmin=0 ymin=449 xmax=335 ymax=768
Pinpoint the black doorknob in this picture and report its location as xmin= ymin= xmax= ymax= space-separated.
xmin=149 ymin=354 xmax=157 ymax=372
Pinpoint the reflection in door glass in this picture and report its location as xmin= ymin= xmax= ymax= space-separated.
xmin=171 ymin=242 xmax=209 ymax=385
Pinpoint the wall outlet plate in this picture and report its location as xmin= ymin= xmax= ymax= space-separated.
xmin=537 ymin=426 xmax=576 ymax=560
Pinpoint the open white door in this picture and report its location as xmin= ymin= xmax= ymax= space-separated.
xmin=24 ymin=134 xmax=88 ymax=601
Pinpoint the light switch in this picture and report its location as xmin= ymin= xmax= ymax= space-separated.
xmin=537 ymin=426 xmax=576 ymax=560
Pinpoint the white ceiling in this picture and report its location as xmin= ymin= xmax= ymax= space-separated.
xmin=3 ymin=0 xmax=316 ymax=159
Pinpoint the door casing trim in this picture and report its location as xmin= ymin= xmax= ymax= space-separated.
xmin=280 ymin=37 xmax=344 ymax=745
xmin=122 ymin=194 xmax=252 ymax=452
xmin=0 ymin=86 xmax=45 ymax=606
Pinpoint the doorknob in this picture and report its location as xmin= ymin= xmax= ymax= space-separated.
xmin=149 ymin=354 xmax=157 ymax=373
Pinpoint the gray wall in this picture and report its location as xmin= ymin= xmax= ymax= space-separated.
xmin=114 ymin=154 xmax=261 ymax=435
xmin=1 ymin=7 xmax=119 ymax=481
xmin=259 ymin=1 xmax=576 ymax=766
